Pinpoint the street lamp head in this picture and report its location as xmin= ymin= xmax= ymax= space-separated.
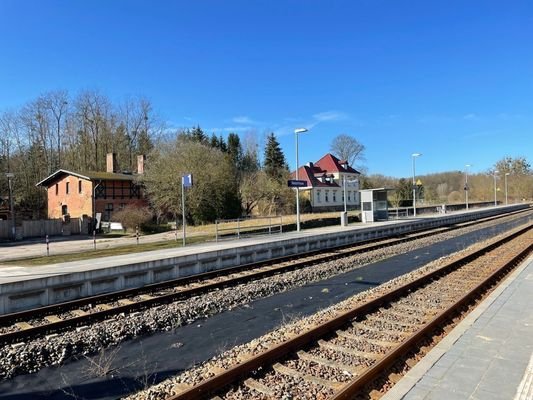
xmin=412 ymin=152 xmax=422 ymax=157
xmin=494 ymin=170 xmax=499 ymax=174
xmin=294 ymin=128 xmax=308 ymax=134
xmin=5 ymin=173 xmax=14 ymax=179
xmin=465 ymin=164 xmax=471 ymax=168
xmin=505 ymin=172 xmax=510 ymax=176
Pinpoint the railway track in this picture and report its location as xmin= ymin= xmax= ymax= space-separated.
xmin=165 ymin=222 xmax=533 ymax=400
xmin=0 ymin=208 xmax=530 ymax=346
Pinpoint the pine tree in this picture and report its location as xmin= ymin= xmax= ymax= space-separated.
xmin=263 ymin=132 xmax=287 ymax=182
xmin=227 ymin=133 xmax=243 ymax=170
xmin=190 ymin=125 xmax=208 ymax=144
xmin=218 ymin=135 xmax=227 ymax=153
xmin=210 ymin=133 xmax=220 ymax=149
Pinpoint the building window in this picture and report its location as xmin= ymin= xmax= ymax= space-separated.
xmin=342 ymin=191 xmax=344 ymax=203
xmin=348 ymin=191 xmax=351 ymax=202
xmin=55 ymin=184 xmax=59 ymax=195
xmin=61 ymin=204 xmax=68 ymax=215
xmin=333 ymin=191 xmax=337 ymax=202
xmin=78 ymin=180 xmax=82 ymax=194
xmin=104 ymin=203 xmax=113 ymax=221
xmin=66 ymin=182 xmax=70 ymax=194
xmin=325 ymin=191 xmax=329 ymax=202
xmin=316 ymin=190 xmax=321 ymax=203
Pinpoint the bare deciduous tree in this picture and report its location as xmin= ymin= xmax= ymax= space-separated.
xmin=330 ymin=134 xmax=365 ymax=167
xmin=118 ymin=96 xmax=152 ymax=171
xmin=43 ymin=90 xmax=69 ymax=170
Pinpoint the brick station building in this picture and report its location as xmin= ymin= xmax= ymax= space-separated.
xmin=36 ymin=153 xmax=148 ymax=226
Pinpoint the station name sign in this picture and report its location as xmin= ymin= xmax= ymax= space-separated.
xmin=287 ymin=179 xmax=307 ymax=188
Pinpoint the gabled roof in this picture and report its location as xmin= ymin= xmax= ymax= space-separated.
xmin=314 ymin=153 xmax=361 ymax=174
xmin=291 ymin=165 xmax=340 ymax=188
xmin=36 ymin=169 xmax=138 ymax=188
xmin=290 ymin=153 xmax=360 ymax=189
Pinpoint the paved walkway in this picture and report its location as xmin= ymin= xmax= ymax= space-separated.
xmin=383 ymin=254 xmax=533 ymax=400
xmin=0 ymin=217 xmax=410 ymax=284
xmin=0 ymin=207 xmax=492 ymax=263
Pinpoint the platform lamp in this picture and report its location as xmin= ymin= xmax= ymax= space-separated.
xmin=5 ymin=172 xmax=15 ymax=240
xmin=294 ymin=128 xmax=308 ymax=232
xmin=411 ymin=153 xmax=422 ymax=217
xmin=465 ymin=164 xmax=471 ymax=210
xmin=504 ymin=172 xmax=510 ymax=205
xmin=493 ymin=170 xmax=499 ymax=206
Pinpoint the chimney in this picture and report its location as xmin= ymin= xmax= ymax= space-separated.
xmin=137 ymin=154 xmax=146 ymax=174
xmin=106 ymin=153 xmax=117 ymax=173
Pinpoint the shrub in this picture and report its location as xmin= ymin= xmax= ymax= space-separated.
xmin=112 ymin=206 xmax=153 ymax=233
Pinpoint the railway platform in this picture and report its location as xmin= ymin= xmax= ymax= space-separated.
xmin=383 ymin=253 xmax=533 ymax=400
xmin=0 ymin=204 xmax=528 ymax=314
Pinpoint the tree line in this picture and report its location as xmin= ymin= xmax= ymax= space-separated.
xmin=0 ymin=90 xmax=156 ymax=217
xmin=0 ymin=90 xmax=295 ymax=223
xmin=1 ymin=89 xmax=530 ymax=225
xmin=364 ymin=156 xmax=532 ymax=207
xmin=140 ymin=127 xmax=295 ymax=225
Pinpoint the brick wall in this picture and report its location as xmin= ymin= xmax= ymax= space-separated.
xmin=47 ymin=176 xmax=93 ymax=218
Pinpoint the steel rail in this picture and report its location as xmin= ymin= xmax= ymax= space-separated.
xmin=0 ymin=209 xmax=530 ymax=345
xmin=166 ymin=222 xmax=532 ymax=400
xmin=331 ymin=229 xmax=533 ymax=399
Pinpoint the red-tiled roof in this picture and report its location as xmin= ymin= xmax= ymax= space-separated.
xmin=315 ymin=153 xmax=360 ymax=174
xmin=291 ymin=165 xmax=340 ymax=188
xmin=290 ymin=153 xmax=360 ymax=189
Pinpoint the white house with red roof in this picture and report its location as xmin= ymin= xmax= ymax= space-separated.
xmin=291 ymin=153 xmax=361 ymax=212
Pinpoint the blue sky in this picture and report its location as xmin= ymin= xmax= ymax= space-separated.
xmin=1 ymin=0 xmax=532 ymax=177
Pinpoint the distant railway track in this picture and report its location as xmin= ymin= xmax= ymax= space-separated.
xmin=166 ymin=222 xmax=533 ymax=400
xmin=0 ymin=208 xmax=530 ymax=346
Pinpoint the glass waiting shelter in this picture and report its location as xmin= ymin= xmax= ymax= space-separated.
xmin=360 ymin=188 xmax=390 ymax=223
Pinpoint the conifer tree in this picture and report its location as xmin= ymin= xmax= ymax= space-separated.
xmin=190 ymin=125 xmax=208 ymax=144
xmin=227 ymin=133 xmax=243 ymax=170
xmin=263 ymin=132 xmax=288 ymax=182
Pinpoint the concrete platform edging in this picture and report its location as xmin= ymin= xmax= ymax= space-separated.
xmin=382 ymin=253 xmax=533 ymax=400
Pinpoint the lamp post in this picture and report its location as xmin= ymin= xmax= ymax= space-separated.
xmin=343 ymin=175 xmax=347 ymax=213
xmin=294 ymin=128 xmax=308 ymax=232
xmin=465 ymin=164 xmax=471 ymax=210
xmin=493 ymin=170 xmax=499 ymax=206
xmin=504 ymin=172 xmax=510 ymax=205
xmin=343 ymin=176 xmax=358 ymax=214
xmin=412 ymin=153 xmax=422 ymax=217
xmin=92 ymin=181 xmax=102 ymax=234
xmin=5 ymin=173 xmax=15 ymax=240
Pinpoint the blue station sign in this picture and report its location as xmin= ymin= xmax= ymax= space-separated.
xmin=182 ymin=173 xmax=193 ymax=187
xmin=287 ymin=179 xmax=307 ymax=188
